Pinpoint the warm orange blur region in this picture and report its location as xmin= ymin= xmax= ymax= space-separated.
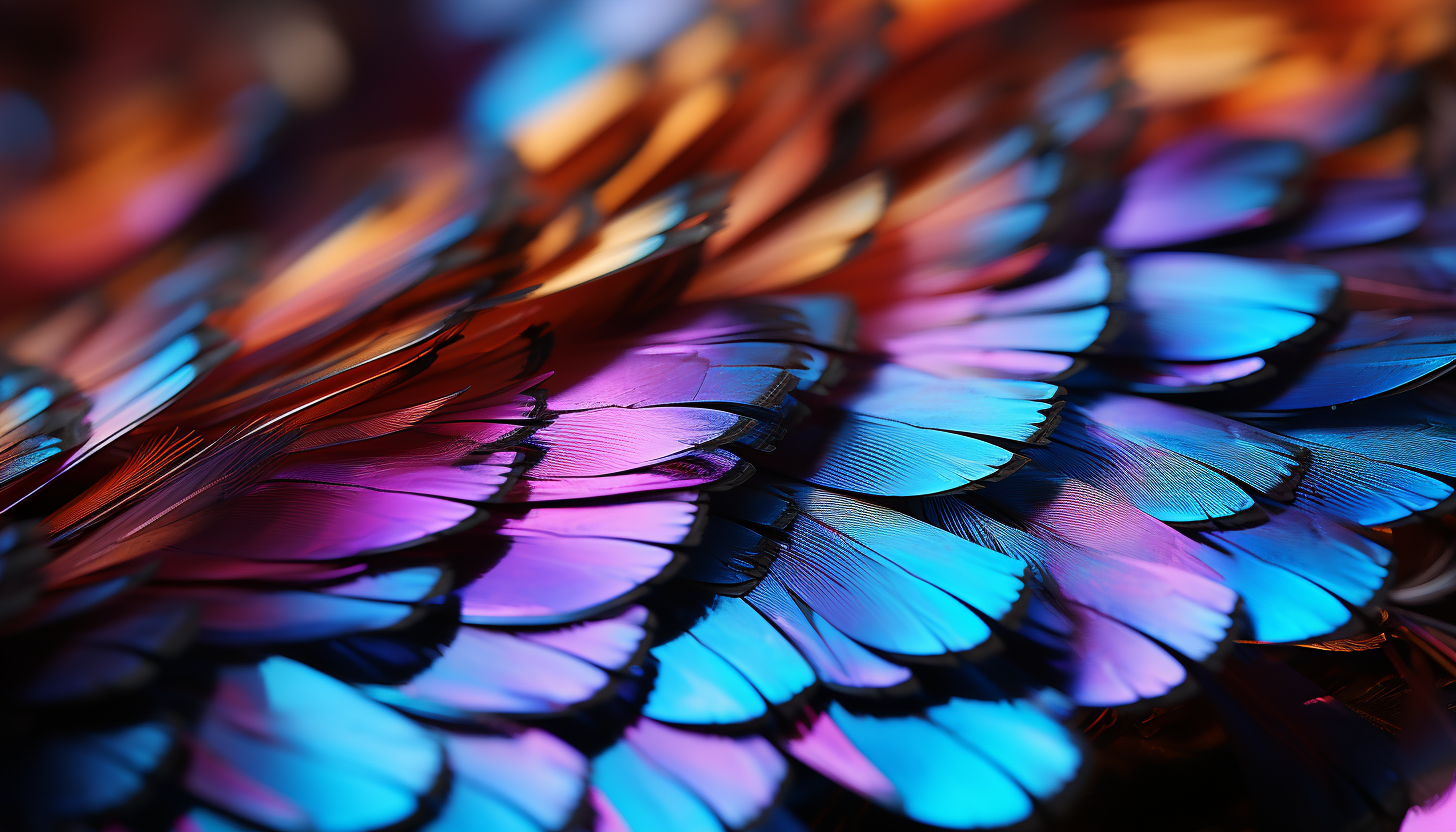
xmin=659 ymin=15 xmax=739 ymax=88
xmin=0 ymin=86 xmax=242 ymax=296
xmin=704 ymin=111 xmax=834 ymax=257
xmin=686 ymin=173 xmax=889 ymax=300
xmin=223 ymin=143 xmax=482 ymax=357
xmin=518 ymin=189 xmax=690 ymax=299
xmin=510 ymin=65 xmax=649 ymax=173
xmin=1107 ymin=0 xmax=1456 ymax=154
xmin=595 ymin=78 xmax=732 ymax=215
xmin=883 ymin=0 xmax=1032 ymax=57
xmin=1122 ymin=3 xmax=1288 ymax=106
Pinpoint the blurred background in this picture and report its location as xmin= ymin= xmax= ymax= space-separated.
xmin=4 ymin=0 xmax=1454 ymax=306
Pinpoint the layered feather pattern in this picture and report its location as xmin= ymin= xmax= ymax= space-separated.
xmin=5 ymin=2 xmax=1456 ymax=832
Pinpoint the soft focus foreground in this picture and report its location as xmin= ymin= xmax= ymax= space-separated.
xmin=4 ymin=1 xmax=1456 ymax=831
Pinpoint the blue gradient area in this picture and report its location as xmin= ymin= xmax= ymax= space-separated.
xmin=467 ymin=17 xmax=606 ymax=141
xmin=1127 ymin=253 xmax=1339 ymax=313
xmin=686 ymin=597 xmax=815 ymax=707
xmin=1076 ymin=393 xmax=1304 ymax=496
xmin=425 ymin=783 xmax=540 ymax=832
xmin=465 ymin=0 xmax=703 ymax=143
xmin=197 ymin=658 xmax=441 ymax=832
xmin=1036 ymin=413 xmax=1256 ymax=525
xmin=926 ymin=698 xmax=1082 ymax=798
xmin=1199 ymin=545 xmax=1349 ymax=643
xmin=921 ymin=495 xmax=1053 ymax=577
xmin=1291 ymin=441 xmax=1454 ymax=526
xmin=829 ymin=702 xmax=1036 ymax=829
xmin=950 ymin=307 xmax=1111 ymax=353
xmin=646 ymin=635 xmax=766 ymax=724
xmin=1276 ymin=396 xmax=1456 ymax=478
xmin=93 ymin=333 xmax=201 ymax=422
xmin=1036 ymin=54 xmax=1113 ymax=143
xmin=1202 ymin=505 xmax=1388 ymax=641
xmin=964 ymin=202 xmax=1049 ymax=264
xmin=788 ymin=486 xmax=1025 ymax=619
xmin=0 ymin=385 xmax=53 ymax=427
xmin=790 ymin=410 xmax=1017 ymax=496
xmin=0 ymin=436 xmax=62 ymax=483
xmin=773 ymin=508 xmax=996 ymax=657
xmin=198 ymin=592 xmax=415 ymax=645
xmin=1114 ymin=253 xmax=1339 ymax=361
xmin=744 ymin=573 xmax=913 ymax=690
xmin=835 ymin=364 xmax=1057 ymax=443
xmin=593 ymin=741 xmax=724 ymax=832
xmin=19 ymin=722 xmax=174 ymax=823
xmin=954 ymin=128 xmax=1036 ymax=191
xmin=1258 ymin=342 xmax=1456 ymax=410
xmin=186 ymin=808 xmax=261 ymax=832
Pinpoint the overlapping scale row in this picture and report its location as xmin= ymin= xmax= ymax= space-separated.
xmin=5 ymin=2 xmax=1456 ymax=832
